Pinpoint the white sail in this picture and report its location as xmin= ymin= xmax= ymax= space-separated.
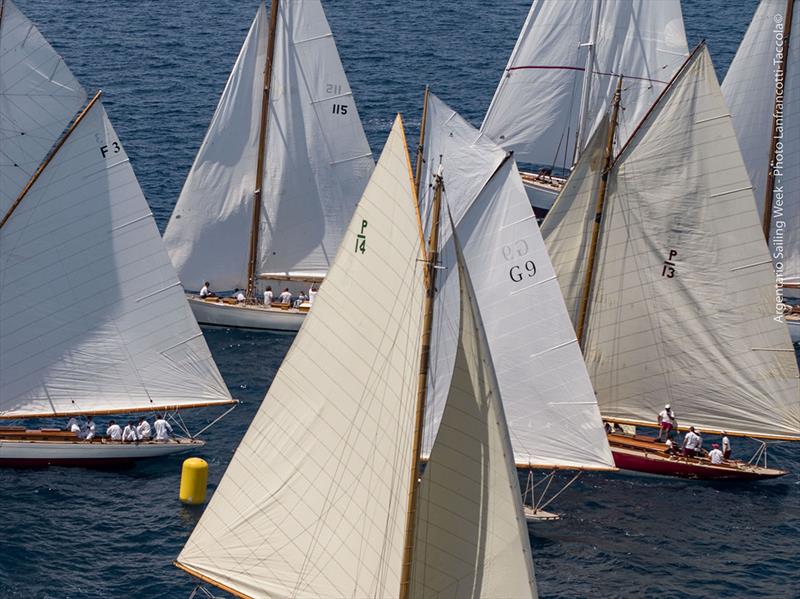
xmin=420 ymin=94 xmax=614 ymax=470
xmin=0 ymin=99 xmax=232 ymax=417
xmin=163 ymin=5 xmax=267 ymax=291
xmin=722 ymin=0 xmax=799 ymax=282
xmin=410 ymin=233 xmax=537 ymax=599
xmin=481 ymin=0 xmax=687 ymax=169
xmin=177 ymin=116 xmax=424 ymax=599
xmin=545 ymin=47 xmax=800 ymax=440
xmin=0 ymin=0 xmax=87 ymax=214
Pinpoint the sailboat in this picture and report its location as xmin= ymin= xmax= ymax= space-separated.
xmin=481 ymin=0 xmax=688 ymax=214
xmin=541 ymin=42 xmax=800 ymax=480
xmin=722 ymin=0 xmax=799 ymax=343
xmin=0 ymin=0 xmax=235 ymax=466
xmin=163 ymin=0 xmax=374 ymax=332
xmin=415 ymin=91 xmax=615 ymax=518
xmin=175 ymin=116 xmax=538 ymax=599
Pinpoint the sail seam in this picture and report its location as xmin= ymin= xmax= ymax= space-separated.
xmin=730 ymin=259 xmax=773 ymax=271
xmin=330 ymin=151 xmax=373 ymax=165
xmin=528 ymin=337 xmax=578 ymax=359
xmin=500 ymin=213 xmax=538 ymax=229
xmin=293 ymin=32 xmax=333 ymax=45
xmin=159 ymin=332 xmax=204 ymax=354
xmin=510 ymin=274 xmax=557 ymax=295
xmin=135 ymin=281 xmax=182 ymax=303
xmin=310 ymin=91 xmax=352 ymax=104
xmin=694 ymin=113 xmax=730 ymax=124
xmin=709 ymin=185 xmax=753 ymax=198
xmin=111 ymin=212 xmax=153 ymax=231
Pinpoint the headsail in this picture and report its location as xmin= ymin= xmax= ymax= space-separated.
xmin=722 ymin=0 xmax=799 ymax=282
xmin=0 ymin=99 xmax=232 ymax=418
xmin=420 ymin=94 xmax=614 ymax=470
xmin=544 ymin=46 xmax=800 ymax=440
xmin=176 ymin=116 xmax=424 ymax=599
xmin=410 ymin=227 xmax=537 ymax=599
xmin=481 ymin=0 xmax=687 ymax=169
xmin=0 ymin=0 xmax=87 ymax=214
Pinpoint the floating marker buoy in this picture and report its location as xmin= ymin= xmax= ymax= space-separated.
xmin=180 ymin=457 xmax=208 ymax=505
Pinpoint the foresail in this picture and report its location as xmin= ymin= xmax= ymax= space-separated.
xmin=421 ymin=94 xmax=614 ymax=470
xmin=177 ymin=116 xmax=423 ymax=599
xmin=0 ymin=0 xmax=87 ymax=215
xmin=722 ymin=0 xmax=799 ymax=281
xmin=410 ymin=230 xmax=537 ymax=599
xmin=481 ymin=0 xmax=687 ymax=168
xmin=580 ymin=47 xmax=800 ymax=439
xmin=256 ymin=0 xmax=374 ymax=276
xmin=163 ymin=5 xmax=268 ymax=291
xmin=0 ymin=100 xmax=232 ymax=417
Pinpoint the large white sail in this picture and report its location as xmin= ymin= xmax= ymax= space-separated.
xmin=0 ymin=0 xmax=87 ymax=215
xmin=722 ymin=0 xmax=799 ymax=282
xmin=410 ymin=235 xmax=537 ymax=599
xmin=481 ymin=0 xmax=687 ymax=169
xmin=544 ymin=47 xmax=800 ymax=440
xmin=176 ymin=117 xmax=424 ymax=599
xmin=420 ymin=94 xmax=614 ymax=470
xmin=0 ymin=99 xmax=232 ymax=417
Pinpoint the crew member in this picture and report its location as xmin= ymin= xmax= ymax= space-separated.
xmin=721 ymin=431 xmax=731 ymax=460
xmin=657 ymin=404 xmax=676 ymax=442
xmin=308 ymin=285 xmax=318 ymax=305
xmin=681 ymin=426 xmax=701 ymax=457
xmin=153 ymin=414 xmax=173 ymax=441
xmin=199 ymin=282 xmax=215 ymax=298
xmin=264 ymin=286 xmax=273 ymax=305
xmin=106 ymin=420 xmax=122 ymax=441
xmin=234 ymin=288 xmax=246 ymax=303
xmin=708 ymin=443 xmax=724 ymax=464
xmin=137 ymin=417 xmax=152 ymax=440
xmin=122 ymin=421 xmax=139 ymax=443
xmin=83 ymin=416 xmax=96 ymax=441
xmin=279 ymin=288 xmax=292 ymax=304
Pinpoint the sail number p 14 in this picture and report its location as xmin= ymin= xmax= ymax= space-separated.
xmin=355 ymin=219 xmax=367 ymax=254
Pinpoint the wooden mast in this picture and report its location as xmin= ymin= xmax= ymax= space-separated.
xmin=413 ymin=86 xmax=430 ymax=199
xmin=246 ymin=0 xmax=280 ymax=298
xmin=399 ymin=162 xmax=443 ymax=599
xmin=574 ymin=76 xmax=622 ymax=348
xmin=762 ymin=0 xmax=794 ymax=239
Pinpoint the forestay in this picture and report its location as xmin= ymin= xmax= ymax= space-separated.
xmin=0 ymin=100 xmax=232 ymax=417
xmin=176 ymin=116 xmax=424 ymax=599
xmin=722 ymin=0 xmax=799 ymax=282
xmin=544 ymin=47 xmax=800 ymax=440
xmin=410 ymin=234 xmax=537 ymax=599
xmin=481 ymin=0 xmax=687 ymax=169
xmin=420 ymin=94 xmax=614 ymax=470
xmin=0 ymin=0 xmax=87 ymax=214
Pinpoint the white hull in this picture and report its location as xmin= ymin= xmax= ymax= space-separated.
xmin=520 ymin=171 xmax=564 ymax=213
xmin=188 ymin=296 xmax=306 ymax=332
xmin=0 ymin=437 xmax=203 ymax=466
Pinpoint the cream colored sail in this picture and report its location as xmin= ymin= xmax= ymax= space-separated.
xmin=176 ymin=116 xmax=424 ymax=599
xmin=544 ymin=47 xmax=800 ymax=440
xmin=0 ymin=99 xmax=232 ymax=417
xmin=0 ymin=0 xmax=87 ymax=214
xmin=410 ymin=231 xmax=537 ymax=599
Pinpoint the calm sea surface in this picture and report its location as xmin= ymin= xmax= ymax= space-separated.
xmin=2 ymin=1 xmax=798 ymax=598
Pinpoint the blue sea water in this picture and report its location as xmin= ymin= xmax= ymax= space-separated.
xmin=1 ymin=1 xmax=798 ymax=598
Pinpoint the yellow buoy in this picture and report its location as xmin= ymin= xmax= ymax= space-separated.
xmin=179 ymin=457 xmax=208 ymax=505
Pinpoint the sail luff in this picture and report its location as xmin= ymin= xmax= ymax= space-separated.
xmin=414 ymin=86 xmax=430 ymax=200
xmin=574 ymin=0 xmax=602 ymax=164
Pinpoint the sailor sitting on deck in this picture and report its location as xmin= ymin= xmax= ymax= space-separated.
xmin=137 ymin=417 xmax=152 ymax=440
xmin=279 ymin=288 xmax=292 ymax=304
xmin=153 ymin=414 xmax=173 ymax=441
xmin=234 ymin=288 xmax=246 ymax=303
xmin=293 ymin=292 xmax=307 ymax=308
xmin=657 ymin=404 xmax=676 ymax=442
xmin=65 ymin=417 xmax=81 ymax=435
xmin=106 ymin=420 xmax=122 ymax=441
xmin=199 ymin=281 xmax=215 ymax=299
xmin=681 ymin=426 xmax=701 ymax=457
xmin=83 ymin=416 xmax=96 ymax=441
xmin=122 ymin=421 xmax=139 ymax=443
xmin=721 ymin=432 xmax=732 ymax=459
xmin=708 ymin=443 xmax=724 ymax=464
xmin=264 ymin=286 xmax=273 ymax=305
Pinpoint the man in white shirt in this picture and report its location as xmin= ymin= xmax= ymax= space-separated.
xmin=708 ymin=443 xmax=724 ymax=464
xmin=137 ymin=417 xmax=152 ymax=440
xmin=682 ymin=426 xmax=701 ymax=457
xmin=278 ymin=288 xmax=292 ymax=304
xmin=308 ymin=285 xmax=318 ymax=305
xmin=153 ymin=414 xmax=173 ymax=441
xmin=83 ymin=416 xmax=96 ymax=441
xmin=106 ymin=420 xmax=122 ymax=441
xmin=656 ymin=404 xmax=676 ymax=442
xmin=721 ymin=432 xmax=731 ymax=459
xmin=199 ymin=281 xmax=213 ymax=298
xmin=264 ymin=286 xmax=274 ymax=306
xmin=234 ymin=288 xmax=246 ymax=303
xmin=122 ymin=421 xmax=139 ymax=443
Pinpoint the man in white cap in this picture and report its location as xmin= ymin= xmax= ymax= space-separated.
xmin=657 ymin=404 xmax=676 ymax=442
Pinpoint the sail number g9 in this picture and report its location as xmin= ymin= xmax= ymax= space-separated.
xmin=503 ymin=240 xmax=536 ymax=282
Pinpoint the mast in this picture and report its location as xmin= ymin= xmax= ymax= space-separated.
xmin=246 ymin=0 xmax=280 ymax=298
xmin=762 ymin=0 xmax=794 ymax=239
xmin=413 ymin=86 xmax=430 ymax=199
xmin=574 ymin=0 xmax=602 ymax=165
xmin=399 ymin=163 xmax=443 ymax=599
xmin=574 ymin=76 xmax=622 ymax=348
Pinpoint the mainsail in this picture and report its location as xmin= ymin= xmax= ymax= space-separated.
xmin=542 ymin=46 xmax=800 ymax=440
xmin=0 ymin=0 xmax=87 ymax=214
xmin=481 ymin=0 xmax=688 ymax=169
xmin=164 ymin=1 xmax=374 ymax=291
xmin=0 ymin=97 xmax=232 ymax=417
xmin=420 ymin=94 xmax=614 ymax=470
xmin=722 ymin=0 xmax=799 ymax=282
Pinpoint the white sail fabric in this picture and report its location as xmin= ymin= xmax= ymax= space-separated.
xmin=0 ymin=0 xmax=87 ymax=215
xmin=722 ymin=0 xmax=799 ymax=282
xmin=546 ymin=47 xmax=800 ymax=439
xmin=421 ymin=94 xmax=614 ymax=470
xmin=163 ymin=6 xmax=267 ymax=291
xmin=410 ymin=236 xmax=537 ymax=599
xmin=0 ymin=100 xmax=232 ymax=417
xmin=257 ymin=0 xmax=374 ymax=277
xmin=177 ymin=117 xmax=424 ymax=599
xmin=481 ymin=0 xmax=687 ymax=169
